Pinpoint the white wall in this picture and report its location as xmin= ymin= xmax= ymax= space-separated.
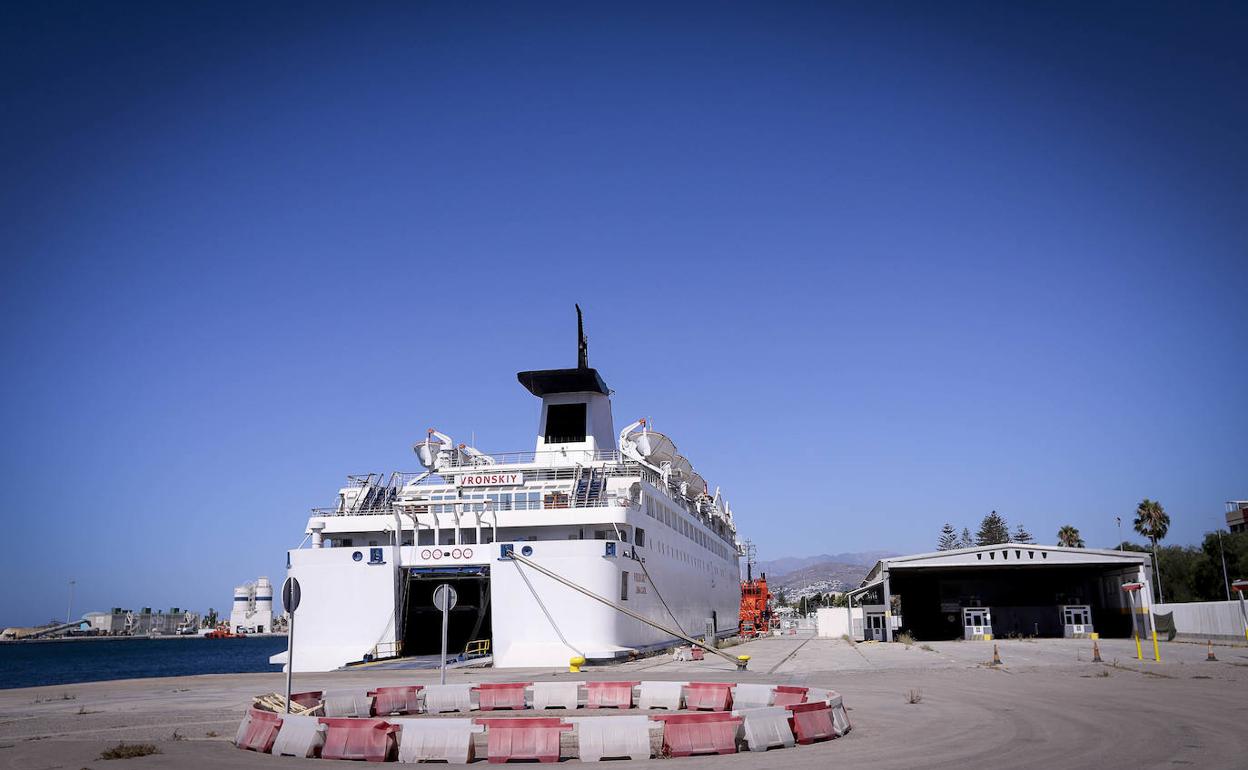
xmin=817 ymin=607 xmax=861 ymax=638
xmin=1155 ymin=600 xmax=1248 ymax=640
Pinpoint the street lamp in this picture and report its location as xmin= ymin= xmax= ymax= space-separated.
xmin=66 ymin=579 xmax=76 ymax=625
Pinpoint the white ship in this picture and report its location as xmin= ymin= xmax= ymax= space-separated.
xmin=274 ymin=309 xmax=743 ymax=671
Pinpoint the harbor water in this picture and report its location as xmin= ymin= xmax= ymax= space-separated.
xmin=1 ymin=636 xmax=286 ymax=690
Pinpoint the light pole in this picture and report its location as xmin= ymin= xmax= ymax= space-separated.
xmin=1217 ymin=530 xmax=1231 ymax=601
xmin=1233 ymin=580 xmax=1248 ymax=643
xmin=66 ymin=579 xmax=76 ymax=624
xmin=1116 ymin=517 xmax=1122 ymax=551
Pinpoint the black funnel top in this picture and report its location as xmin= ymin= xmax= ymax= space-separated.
xmin=517 ymin=305 xmax=610 ymax=396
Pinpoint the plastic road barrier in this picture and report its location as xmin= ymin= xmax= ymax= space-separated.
xmin=735 ymin=706 xmax=796 ymax=752
xmin=370 ymin=686 xmax=424 ymax=716
xmin=319 ymin=717 xmax=399 ymax=762
xmin=771 ymin=686 xmax=808 ymax=708
xmin=478 ymin=682 xmax=531 ymax=711
xmin=237 ymin=708 xmax=283 ymax=753
xmin=290 ymin=691 xmax=324 ymax=710
xmin=474 ymin=717 xmax=573 ymax=763
xmin=271 ymin=714 xmax=327 ymax=758
xmin=392 ymin=717 xmax=482 ymax=764
xmin=651 ymin=712 xmax=743 ymax=757
xmin=803 ymin=687 xmax=832 ymax=705
xmin=532 ymin=681 xmax=582 ymax=710
xmin=785 ymin=701 xmax=836 ymax=744
xmin=826 ymin=691 xmax=852 ymax=737
xmin=423 ymin=683 xmax=476 ymax=714
xmin=574 ymin=715 xmax=653 ymax=761
xmin=690 ymin=647 xmax=704 ymax=660
xmin=234 ymin=709 xmax=255 ymax=748
xmin=683 ymin=682 xmax=733 ymax=711
xmin=731 ymin=683 xmax=774 ymax=710
xmin=637 ymin=681 xmax=685 ymax=711
xmin=323 ymin=690 xmax=375 ymax=718
xmin=586 ymin=681 xmax=639 ymax=709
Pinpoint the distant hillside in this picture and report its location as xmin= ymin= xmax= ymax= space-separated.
xmin=751 ymin=551 xmax=897 ymax=602
xmin=756 ymin=551 xmax=895 ymax=578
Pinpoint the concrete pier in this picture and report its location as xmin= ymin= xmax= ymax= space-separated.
xmin=2 ymin=633 xmax=1245 ymax=768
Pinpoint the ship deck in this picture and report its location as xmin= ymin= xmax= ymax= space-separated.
xmin=2 ymin=632 xmax=1246 ymax=768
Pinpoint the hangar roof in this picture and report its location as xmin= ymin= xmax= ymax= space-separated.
xmin=860 ymin=542 xmax=1149 ymax=586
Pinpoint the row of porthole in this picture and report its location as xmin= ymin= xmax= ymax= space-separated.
xmin=977 ymin=549 xmax=1047 ymax=561
xmin=418 ymin=548 xmax=475 ymax=560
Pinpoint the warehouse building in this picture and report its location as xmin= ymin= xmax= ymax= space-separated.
xmin=844 ymin=543 xmax=1152 ymax=642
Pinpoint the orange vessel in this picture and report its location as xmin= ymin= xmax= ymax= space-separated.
xmin=738 ymin=543 xmax=772 ymax=637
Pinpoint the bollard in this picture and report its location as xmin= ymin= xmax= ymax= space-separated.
xmin=569 ymin=656 xmax=586 ymax=674
xmin=1206 ymin=641 xmax=1217 ymax=662
xmin=1091 ymin=640 xmax=1102 ymax=663
xmin=990 ymin=644 xmax=1002 ymax=666
xmin=736 ymin=655 xmax=750 ymax=671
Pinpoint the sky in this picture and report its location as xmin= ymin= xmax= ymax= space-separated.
xmin=1 ymin=2 xmax=1245 ymax=626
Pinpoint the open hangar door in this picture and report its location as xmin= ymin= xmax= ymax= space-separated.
xmin=854 ymin=546 xmax=1152 ymax=643
xmin=401 ymin=566 xmax=491 ymax=657
xmin=891 ymin=565 xmax=1136 ymax=640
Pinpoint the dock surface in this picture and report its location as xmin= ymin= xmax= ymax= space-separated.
xmin=2 ymin=633 xmax=1245 ymax=768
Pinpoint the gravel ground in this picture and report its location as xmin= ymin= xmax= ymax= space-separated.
xmin=2 ymin=634 xmax=1244 ymax=769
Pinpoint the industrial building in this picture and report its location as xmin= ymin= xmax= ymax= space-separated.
xmin=83 ymin=607 xmax=200 ymax=635
xmin=230 ymin=576 xmax=274 ymax=633
xmin=841 ymin=543 xmax=1152 ymax=642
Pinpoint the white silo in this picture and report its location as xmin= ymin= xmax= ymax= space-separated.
xmin=254 ymin=577 xmax=274 ymax=633
xmin=229 ymin=583 xmax=252 ymax=632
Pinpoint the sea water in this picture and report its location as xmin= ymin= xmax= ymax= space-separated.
xmin=0 ymin=635 xmax=287 ymax=690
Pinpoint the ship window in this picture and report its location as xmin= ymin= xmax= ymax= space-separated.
xmin=620 ymin=571 xmax=629 ymax=601
xmin=439 ymin=530 xmax=456 ymax=545
xmin=460 ymin=529 xmax=477 ymax=544
xmin=636 ymin=528 xmax=646 ymax=547
xmin=544 ymin=403 xmax=587 ymax=443
xmin=418 ymin=530 xmax=434 ymax=546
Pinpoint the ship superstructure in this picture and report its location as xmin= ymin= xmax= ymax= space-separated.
xmin=275 ymin=309 xmax=743 ymax=671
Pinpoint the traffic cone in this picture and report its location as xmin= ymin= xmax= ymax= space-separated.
xmin=1206 ymin=640 xmax=1217 ymax=662
xmin=990 ymin=643 xmax=1002 ymax=666
xmin=1091 ymin=640 xmax=1103 ymax=663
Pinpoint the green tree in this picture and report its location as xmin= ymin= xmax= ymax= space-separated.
xmin=1133 ymin=499 xmax=1171 ymax=603
xmin=937 ymin=523 xmax=959 ymax=551
xmin=1056 ymin=525 xmax=1084 ymax=548
xmin=959 ymin=527 xmax=973 ymax=548
xmin=1013 ymin=523 xmax=1034 ymax=544
xmin=975 ymin=511 xmax=1010 ymax=545
xmin=775 ymin=590 xmax=788 ymax=607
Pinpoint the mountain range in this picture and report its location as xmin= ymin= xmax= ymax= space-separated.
xmin=751 ymin=551 xmax=899 ymax=601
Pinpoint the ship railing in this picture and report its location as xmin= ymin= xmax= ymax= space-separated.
xmin=311 ymin=492 xmax=637 ymax=517
xmin=436 ymin=448 xmax=625 ymax=467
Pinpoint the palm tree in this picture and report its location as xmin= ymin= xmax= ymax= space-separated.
xmin=1133 ymin=499 xmax=1170 ymax=603
xmin=1056 ymin=525 xmax=1084 ymax=548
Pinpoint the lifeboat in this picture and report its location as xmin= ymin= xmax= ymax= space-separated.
xmin=684 ymin=470 xmax=708 ymax=499
xmin=620 ymin=420 xmax=677 ymax=467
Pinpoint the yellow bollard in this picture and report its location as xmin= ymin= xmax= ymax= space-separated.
xmin=1133 ymin=633 xmax=1142 ymax=661
xmin=569 ymin=655 xmax=585 ymax=673
xmin=736 ymin=654 xmax=750 ymax=670
xmin=1151 ymin=630 xmax=1161 ymax=663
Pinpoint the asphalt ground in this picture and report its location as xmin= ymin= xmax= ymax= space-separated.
xmin=2 ymin=634 xmax=1244 ymax=769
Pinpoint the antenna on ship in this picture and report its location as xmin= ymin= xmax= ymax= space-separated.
xmin=744 ymin=540 xmax=757 ymax=582
xmin=576 ymin=303 xmax=589 ymax=369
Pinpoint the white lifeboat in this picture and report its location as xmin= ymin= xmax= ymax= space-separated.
xmin=619 ymin=419 xmax=677 ymax=467
xmin=684 ymin=470 xmax=708 ymax=499
xmin=414 ymin=428 xmax=454 ymax=470
xmin=668 ymin=454 xmax=693 ymax=482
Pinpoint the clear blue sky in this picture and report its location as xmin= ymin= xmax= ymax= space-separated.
xmin=2 ymin=2 xmax=1245 ymax=625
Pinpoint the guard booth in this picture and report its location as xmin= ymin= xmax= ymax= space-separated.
xmin=865 ymin=612 xmax=887 ymax=641
xmin=962 ymin=607 xmax=993 ymax=640
xmin=1061 ymin=605 xmax=1094 ymax=638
